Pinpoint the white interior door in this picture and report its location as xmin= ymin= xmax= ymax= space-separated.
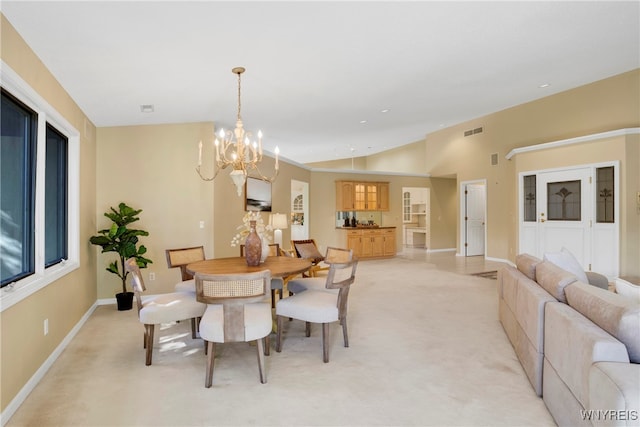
xmin=465 ymin=183 xmax=486 ymax=256
xmin=520 ymin=164 xmax=619 ymax=278
xmin=536 ymin=168 xmax=592 ymax=268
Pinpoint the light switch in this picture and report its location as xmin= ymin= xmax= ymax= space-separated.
xmin=199 ymin=221 xmax=205 ymax=229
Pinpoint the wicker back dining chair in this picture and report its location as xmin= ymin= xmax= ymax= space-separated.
xmin=195 ymin=270 xmax=273 ymax=387
xmin=124 ymin=258 xmax=206 ymax=366
xmin=240 ymin=243 xmax=283 ymax=307
xmin=165 ymin=246 xmax=205 ymax=293
xmin=275 ymin=258 xmax=358 ymax=363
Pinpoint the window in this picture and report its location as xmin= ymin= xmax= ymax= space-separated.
xmin=596 ymin=166 xmax=614 ymax=223
xmin=1 ymin=62 xmax=79 ymax=311
xmin=45 ymin=124 xmax=68 ymax=266
xmin=547 ymin=180 xmax=581 ymax=221
xmin=1 ymin=90 xmax=37 ymax=284
xmin=523 ymin=175 xmax=536 ymax=222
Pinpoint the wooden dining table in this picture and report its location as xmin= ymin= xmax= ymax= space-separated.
xmin=186 ymin=256 xmax=311 ymax=279
xmin=187 ymin=256 xmax=312 ymax=333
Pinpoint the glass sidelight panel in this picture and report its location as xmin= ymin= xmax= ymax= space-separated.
xmin=523 ymin=175 xmax=536 ymax=222
xmin=547 ymin=180 xmax=581 ymax=221
xmin=596 ymin=166 xmax=614 ymax=223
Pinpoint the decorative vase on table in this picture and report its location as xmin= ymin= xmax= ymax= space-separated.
xmin=260 ymin=238 xmax=270 ymax=263
xmin=244 ymin=220 xmax=262 ymax=266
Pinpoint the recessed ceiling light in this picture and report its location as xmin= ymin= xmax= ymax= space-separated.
xmin=360 ymin=120 xmax=367 ymax=124
xmin=140 ymin=104 xmax=154 ymax=113
xmin=538 ymin=83 xmax=550 ymax=88
xmin=381 ymin=109 xmax=390 ymax=113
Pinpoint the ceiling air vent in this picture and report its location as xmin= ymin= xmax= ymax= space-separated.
xmin=464 ymin=127 xmax=483 ymax=137
xmin=490 ymin=153 xmax=499 ymax=166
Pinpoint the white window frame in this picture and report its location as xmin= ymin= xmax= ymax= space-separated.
xmin=0 ymin=61 xmax=80 ymax=312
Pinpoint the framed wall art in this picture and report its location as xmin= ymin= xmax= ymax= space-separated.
xmin=245 ymin=176 xmax=272 ymax=212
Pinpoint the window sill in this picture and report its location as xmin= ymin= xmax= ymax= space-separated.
xmin=0 ymin=261 xmax=79 ymax=312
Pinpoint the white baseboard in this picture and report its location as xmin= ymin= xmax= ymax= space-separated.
xmin=427 ymin=248 xmax=456 ymax=253
xmin=485 ymin=255 xmax=514 ymax=267
xmin=1 ymin=302 xmax=98 ymax=426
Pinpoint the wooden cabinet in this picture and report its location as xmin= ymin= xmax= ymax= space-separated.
xmin=345 ymin=228 xmax=396 ymax=259
xmin=382 ymin=228 xmax=396 ymax=254
xmin=336 ymin=180 xmax=389 ymax=211
xmin=410 ymin=188 xmax=428 ymax=205
xmin=336 ymin=181 xmax=355 ymax=210
xmin=378 ymin=182 xmax=389 ymax=211
xmin=346 ymin=230 xmax=362 ymax=257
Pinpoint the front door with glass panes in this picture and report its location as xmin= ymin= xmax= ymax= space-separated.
xmin=519 ymin=164 xmax=619 ymax=278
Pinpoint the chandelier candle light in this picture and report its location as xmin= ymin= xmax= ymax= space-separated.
xmin=196 ymin=67 xmax=279 ymax=196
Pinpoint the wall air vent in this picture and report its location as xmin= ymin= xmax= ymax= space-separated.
xmin=464 ymin=127 xmax=484 ymax=137
xmin=490 ymin=153 xmax=499 ymax=166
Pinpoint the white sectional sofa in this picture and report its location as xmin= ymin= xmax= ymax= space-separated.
xmin=498 ymin=254 xmax=640 ymax=426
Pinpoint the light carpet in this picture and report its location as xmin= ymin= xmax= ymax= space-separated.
xmin=6 ymin=257 xmax=555 ymax=426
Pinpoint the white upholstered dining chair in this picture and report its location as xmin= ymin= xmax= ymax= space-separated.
xmin=287 ymin=247 xmax=353 ymax=294
xmin=275 ymin=258 xmax=358 ymax=363
xmin=124 ymin=258 xmax=206 ymax=366
xmin=195 ymin=270 xmax=273 ymax=387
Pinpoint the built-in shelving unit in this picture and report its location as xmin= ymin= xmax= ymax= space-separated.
xmin=402 ymin=187 xmax=430 ymax=248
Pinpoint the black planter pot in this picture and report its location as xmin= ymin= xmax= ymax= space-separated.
xmin=115 ymin=291 xmax=134 ymax=311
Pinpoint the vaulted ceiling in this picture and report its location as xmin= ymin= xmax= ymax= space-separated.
xmin=3 ymin=1 xmax=639 ymax=164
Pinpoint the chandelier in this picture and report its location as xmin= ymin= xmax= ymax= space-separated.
xmin=196 ymin=67 xmax=279 ymax=196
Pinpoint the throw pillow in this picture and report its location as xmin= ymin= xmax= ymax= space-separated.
xmin=296 ymin=243 xmax=324 ymax=263
xmin=615 ymin=278 xmax=640 ymax=303
xmin=543 ymin=247 xmax=589 ymax=284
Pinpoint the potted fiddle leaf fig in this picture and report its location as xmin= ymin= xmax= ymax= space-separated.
xmin=90 ymin=202 xmax=152 ymax=311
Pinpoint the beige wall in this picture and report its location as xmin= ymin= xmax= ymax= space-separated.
xmin=212 ymin=155 xmax=312 ymax=259
xmin=424 ymin=69 xmax=640 ymax=266
xmin=429 ymin=178 xmax=458 ymax=249
xmin=625 ymin=134 xmax=640 ymax=281
xmin=95 ymin=124 xmax=218 ymax=297
xmin=306 ymin=172 xmax=435 ymax=253
xmin=305 ymin=139 xmax=426 ymax=175
xmin=365 ymin=140 xmax=426 ymax=174
xmin=95 ymin=124 xmax=436 ymax=297
xmin=1 ymin=15 xmax=98 ymax=412
xmin=306 ymin=156 xmax=367 ymax=170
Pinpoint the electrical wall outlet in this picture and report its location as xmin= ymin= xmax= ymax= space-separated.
xmin=149 ymin=272 xmax=156 ymax=281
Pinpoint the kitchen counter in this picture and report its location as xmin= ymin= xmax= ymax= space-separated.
xmin=337 ymin=226 xmax=396 ymax=229
xmin=339 ymin=227 xmax=396 ymax=258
